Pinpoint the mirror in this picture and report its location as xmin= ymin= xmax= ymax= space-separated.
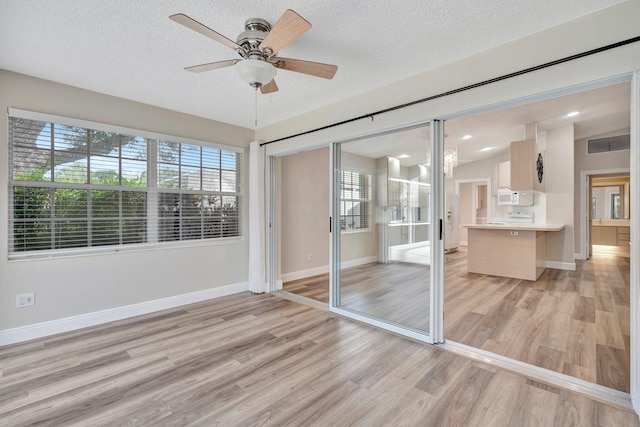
xmin=592 ymin=185 xmax=626 ymax=219
xmin=591 ymin=174 xmax=630 ymax=220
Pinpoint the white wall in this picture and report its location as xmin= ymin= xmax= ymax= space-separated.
xmin=279 ymin=148 xmax=377 ymax=279
xmin=545 ymin=124 xmax=575 ymax=265
xmin=0 ymin=71 xmax=254 ymax=331
xmin=451 ymin=151 xmax=509 ymax=222
xmin=450 ymin=151 xmax=508 ymax=188
xmin=458 ymin=183 xmax=473 ymax=243
xmin=280 ymin=147 xmax=330 ymax=275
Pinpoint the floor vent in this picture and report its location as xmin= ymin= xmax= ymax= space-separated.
xmin=587 ymin=134 xmax=630 ymax=154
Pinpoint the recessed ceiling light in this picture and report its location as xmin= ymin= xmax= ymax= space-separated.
xmin=462 ymin=134 xmax=473 ymax=140
xmin=398 ymin=154 xmax=410 ymax=159
xmin=566 ymin=111 xmax=580 ymax=118
xmin=479 ymin=147 xmax=494 ymax=152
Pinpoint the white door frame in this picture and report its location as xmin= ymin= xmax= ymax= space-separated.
xmin=577 ymin=168 xmax=630 ymax=261
xmin=455 ymin=178 xmax=492 ymax=245
xmin=629 ymin=70 xmax=639 ymax=414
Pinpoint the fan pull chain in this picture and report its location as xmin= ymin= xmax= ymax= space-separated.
xmin=254 ymin=87 xmax=258 ymax=128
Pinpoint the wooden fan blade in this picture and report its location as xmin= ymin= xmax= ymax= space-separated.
xmin=260 ymin=79 xmax=279 ymax=94
xmin=276 ymin=57 xmax=338 ymax=79
xmin=184 ymin=59 xmax=240 ymax=73
xmin=259 ymin=9 xmax=311 ymax=54
xmin=170 ymin=13 xmax=242 ymax=51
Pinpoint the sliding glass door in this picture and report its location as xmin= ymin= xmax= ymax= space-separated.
xmin=331 ymin=123 xmax=442 ymax=341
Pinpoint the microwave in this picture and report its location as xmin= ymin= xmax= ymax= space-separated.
xmin=497 ymin=188 xmax=534 ymax=206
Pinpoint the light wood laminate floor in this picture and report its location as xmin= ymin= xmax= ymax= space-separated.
xmin=1 ymin=293 xmax=637 ymax=426
xmin=283 ymin=252 xmax=631 ymax=393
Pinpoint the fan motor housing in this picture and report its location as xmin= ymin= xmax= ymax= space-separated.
xmin=237 ymin=18 xmax=271 ymax=55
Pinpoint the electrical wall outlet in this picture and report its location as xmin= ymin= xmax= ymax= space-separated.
xmin=16 ymin=292 xmax=35 ymax=308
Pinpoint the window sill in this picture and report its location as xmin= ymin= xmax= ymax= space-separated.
xmin=8 ymin=236 xmax=244 ymax=262
xmin=341 ymin=229 xmax=372 ymax=235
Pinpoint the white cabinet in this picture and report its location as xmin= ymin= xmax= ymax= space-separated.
xmin=491 ymin=160 xmax=511 ymax=195
xmin=499 ymin=161 xmax=511 ymax=188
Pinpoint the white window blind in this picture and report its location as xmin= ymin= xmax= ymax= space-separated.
xmin=156 ymin=141 xmax=241 ymax=242
xmin=8 ymin=113 xmax=243 ymax=257
xmin=340 ymin=170 xmax=372 ymax=231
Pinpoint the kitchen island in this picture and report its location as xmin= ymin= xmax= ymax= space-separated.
xmin=463 ymin=223 xmax=565 ymax=281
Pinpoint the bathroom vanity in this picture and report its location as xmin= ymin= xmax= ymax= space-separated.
xmin=591 ymin=219 xmax=630 ymax=254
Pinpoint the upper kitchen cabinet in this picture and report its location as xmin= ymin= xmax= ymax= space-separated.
xmin=510 ymin=139 xmax=545 ymax=192
xmin=491 ymin=160 xmax=510 ymax=195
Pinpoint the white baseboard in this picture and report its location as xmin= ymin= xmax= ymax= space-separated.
xmin=545 ymin=261 xmax=576 ymax=271
xmin=281 ymin=265 xmax=329 ymax=283
xmin=0 ymin=281 xmax=248 ymax=346
xmin=281 ymin=256 xmax=377 ymax=282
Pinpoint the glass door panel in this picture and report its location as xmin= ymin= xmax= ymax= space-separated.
xmin=334 ymin=125 xmax=432 ymax=333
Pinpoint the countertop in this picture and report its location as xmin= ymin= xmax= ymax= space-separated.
xmin=591 ymin=219 xmax=630 ymax=227
xmin=388 ymin=221 xmax=429 ymax=227
xmin=462 ymin=223 xmax=565 ymax=232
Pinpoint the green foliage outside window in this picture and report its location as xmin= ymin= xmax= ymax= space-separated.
xmin=9 ymin=117 xmax=241 ymax=255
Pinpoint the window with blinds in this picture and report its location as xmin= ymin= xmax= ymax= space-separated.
xmin=156 ymin=141 xmax=241 ymax=242
xmin=8 ymin=115 xmax=242 ymax=257
xmin=340 ymin=170 xmax=372 ymax=232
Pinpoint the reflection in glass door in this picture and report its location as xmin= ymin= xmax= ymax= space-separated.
xmin=332 ymin=124 xmax=434 ymax=335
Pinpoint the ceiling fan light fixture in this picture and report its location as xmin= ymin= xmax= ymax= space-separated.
xmin=171 ymin=10 xmax=337 ymax=95
xmin=236 ymin=59 xmax=277 ymax=88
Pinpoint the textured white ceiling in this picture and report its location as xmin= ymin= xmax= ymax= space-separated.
xmin=0 ymin=0 xmax=626 ymax=130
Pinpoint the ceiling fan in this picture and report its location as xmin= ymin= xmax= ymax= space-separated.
xmin=169 ymin=9 xmax=338 ymax=94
